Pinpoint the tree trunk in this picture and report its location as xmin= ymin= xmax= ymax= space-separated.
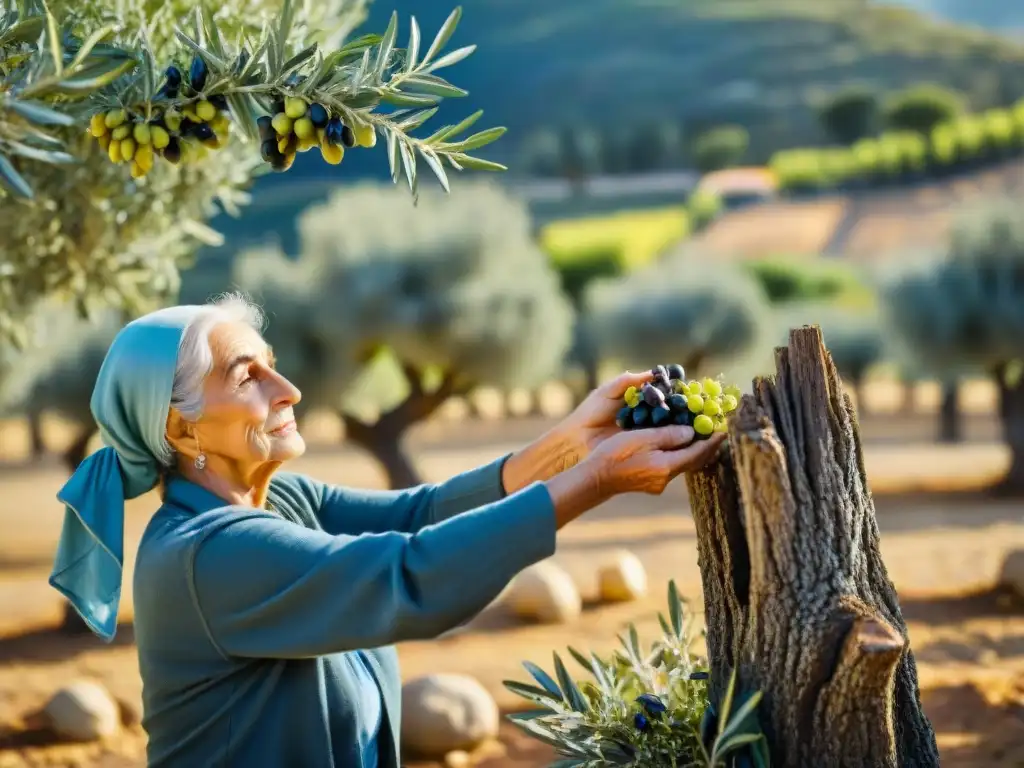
xmin=62 ymin=425 xmax=96 ymax=474
xmin=342 ymin=415 xmax=423 ymax=489
xmin=341 ymin=364 xmax=467 ymax=490
xmin=938 ymin=380 xmax=961 ymax=443
xmin=995 ymin=364 xmax=1024 ymax=494
xmin=27 ymin=411 xmax=46 ymax=460
xmin=685 ymin=326 xmax=939 ymax=768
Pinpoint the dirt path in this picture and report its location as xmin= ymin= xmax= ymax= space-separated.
xmin=1 ymin=444 xmax=1022 ymax=767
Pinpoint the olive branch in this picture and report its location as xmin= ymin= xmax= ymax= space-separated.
xmin=0 ymin=0 xmax=505 ymax=200
xmin=503 ymin=581 xmax=770 ymax=767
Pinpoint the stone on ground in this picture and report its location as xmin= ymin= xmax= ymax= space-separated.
xmin=998 ymin=548 xmax=1024 ymax=597
xmin=42 ymin=679 xmax=120 ymax=742
xmin=596 ymin=549 xmax=648 ymax=603
xmin=505 ymin=560 xmax=582 ymax=624
xmin=400 ymin=673 xmax=500 ymax=758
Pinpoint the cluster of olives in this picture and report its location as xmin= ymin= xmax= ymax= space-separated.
xmin=258 ymin=96 xmax=375 ymax=172
xmin=87 ymin=58 xmax=229 ymax=176
xmin=616 ymin=364 xmax=741 ymax=439
xmin=87 ymin=52 xmax=380 ymax=178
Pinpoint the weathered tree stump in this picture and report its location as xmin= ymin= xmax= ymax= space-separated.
xmin=687 ymin=326 xmax=940 ymax=768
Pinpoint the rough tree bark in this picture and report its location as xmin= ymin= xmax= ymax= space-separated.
xmin=341 ymin=364 xmax=466 ymax=490
xmin=686 ymin=326 xmax=940 ymax=768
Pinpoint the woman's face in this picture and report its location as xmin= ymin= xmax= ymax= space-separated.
xmin=190 ymin=320 xmax=306 ymax=469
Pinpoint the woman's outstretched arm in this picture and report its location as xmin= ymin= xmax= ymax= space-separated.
xmin=189 ymin=466 xmax=603 ymax=660
xmin=306 ymin=426 xmax=580 ymax=536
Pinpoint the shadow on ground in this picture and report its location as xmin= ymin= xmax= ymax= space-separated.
xmin=0 ymin=622 xmax=135 ymax=664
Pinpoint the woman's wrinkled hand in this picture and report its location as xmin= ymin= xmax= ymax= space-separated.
xmin=583 ymin=424 xmax=726 ymax=497
xmin=554 ymin=370 xmax=658 ymax=464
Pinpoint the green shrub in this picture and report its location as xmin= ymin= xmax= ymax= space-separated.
xmin=692 ymin=125 xmax=750 ymax=174
xmin=770 ymin=149 xmax=827 ymax=193
xmin=982 ymin=108 xmax=1018 ymax=152
xmin=890 ymin=131 xmax=929 ymax=174
xmin=951 ymin=115 xmax=987 ymax=162
xmin=883 ymin=83 xmax=965 ymax=135
xmin=687 ymin=189 xmax=724 ymax=232
xmin=930 ymin=122 xmax=959 ymax=166
xmin=745 ymin=257 xmax=869 ymax=304
xmin=553 ymin=246 xmax=626 ymax=305
xmin=504 ymin=581 xmax=768 ymax=767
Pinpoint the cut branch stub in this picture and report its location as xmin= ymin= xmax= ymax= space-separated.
xmin=686 ymin=325 xmax=940 ymax=768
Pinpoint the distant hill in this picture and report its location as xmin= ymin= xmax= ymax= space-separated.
xmin=252 ymin=1 xmax=1024 ymax=190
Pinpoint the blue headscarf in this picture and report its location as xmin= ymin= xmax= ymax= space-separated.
xmin=49 ymin=305 xmax=207 ymax=642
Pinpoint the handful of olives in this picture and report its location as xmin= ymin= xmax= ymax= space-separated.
xmin=615 ymin=365 xmax=740 ymax=439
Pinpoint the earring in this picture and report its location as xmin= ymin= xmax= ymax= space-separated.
xmin=194 ymin=433 xmax=207 ymax=471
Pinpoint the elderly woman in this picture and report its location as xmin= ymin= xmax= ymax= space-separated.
xmin=49 ymin=294 xmax=724 ymax=768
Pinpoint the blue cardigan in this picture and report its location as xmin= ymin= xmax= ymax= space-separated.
xmin=131 ymin=455 xmax=557 ymax=767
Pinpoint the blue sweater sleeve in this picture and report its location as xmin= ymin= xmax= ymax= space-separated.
xmin=188 ymin=481 xmax=555 ymax=659
xmin=313 ymin=453 xmax=511 ymax=536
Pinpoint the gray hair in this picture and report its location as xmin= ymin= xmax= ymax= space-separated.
xmin=157 ymin=292 xmax=265 ymax=466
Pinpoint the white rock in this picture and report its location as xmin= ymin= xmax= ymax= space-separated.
xmin=401 ymin=674 xmax=499 ymax=757
xmin=597 ymin=549 xmax=648 ymax=603
xmin=506 ymin=560 xmax=582 ymax=624
xmin=444 ymin=749 xmax=473 ymax=768
xmin=42 ymin=679 xmax=120 ymax=742
xmin=998 ymin=549 xmax=1024 ymax=597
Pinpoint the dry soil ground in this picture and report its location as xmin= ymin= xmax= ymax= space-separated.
xmin=0 ymin=413 xmax=1022 ymax=767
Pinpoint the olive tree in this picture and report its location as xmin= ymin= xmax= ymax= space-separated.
xmin=582 ymin=250 xmax=770 ymax=377
xmin=3 ymin=306 xmax=120 ymax=472
xmin=0 ymin=0 xmax=505 ymax=346
xmin=233 ymin=179 xmax=575 ymax=488
xmin=883 ymin=201 xmax=1024 ymax=491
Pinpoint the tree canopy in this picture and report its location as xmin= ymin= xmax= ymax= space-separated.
xmin=230 ymin=178 xmax=574 ymax=485
xmin=882 ymin=201 xmax=1024 ymax=375
xmin=883 ymin=200 xmax=1024 ymax=488
xmin=582 ymin=249 xmax=770 ymax=375
xmin=235 ymin=179 xmax=574 ymax=396
xmin=0 ymin=0 xmax=505 ymax=346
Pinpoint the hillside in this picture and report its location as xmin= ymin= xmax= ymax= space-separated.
xmin=241 ymin=0 xmax=1024 ymax=202
xmin=688 ymin=159 xmax=1024 ymax=261
xmin=355 ymin=0 xmax=1024 ymax=164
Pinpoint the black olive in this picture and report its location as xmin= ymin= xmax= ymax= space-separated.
xmin=651 ymin=406 xmax=672 ymax=427
xmin=615 ymin=406 xmax=633 ymax=430
xmin=308 ymin=103 xmax=329 ymax=128
xmin=324 ymin=117 xmax=344 ymax=146
xmin=191 ymin=124 xmax=214 ymax=141
xmin=164 ymin=66 xmax=182 ymax=85
xmin=642 ymin=383 xmax=666 ymax=409
xmin=667 ymin=363 xmax=685 ymax=381
xmin=631 ymin=403 xmax=651 ymax=427
xmin=163 ymin=138 xmax=181 ymax=164
xmin=189 ymin=55 xmax=208 ymax=92
xmin=340 ymin=124 xmax=356 ymax=148
xmin=260 ymin=139 xmax=280 ymax=162
xmin=257 ymin=115 xmax=274 ymax=141
xmin=667 ymin=393 xmax=688 ymax=413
